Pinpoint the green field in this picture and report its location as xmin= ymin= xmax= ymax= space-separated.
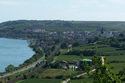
xmin=60 ymin=49 xmax=69 ymax=55
xmin=72 ymin=44 xmax=125 ymax=56
xmin=106 ymin=56 xmax=125 ymax=62
xmin=110 ymin=63 xmax=125 ymax=73
xmin=54 ymin=55 xmax=83 ymax=62
xmin=68 ymin=78 xmax=93 ymax=83
xmin=40 ymin=69 xmax=77 ymax=78
xmin=58 ymin=42 xmax=125 ymax=74
xmin=16 ymin=79 xmax=61 ymax=83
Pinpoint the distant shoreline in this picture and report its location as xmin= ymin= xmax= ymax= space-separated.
xmin=0 ymin=37 xmax=35 ymax=72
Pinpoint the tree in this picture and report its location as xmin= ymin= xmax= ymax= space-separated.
xmin=92 ymin=56 xmax=121 ymax=83
xmin=118 ymin=68 xmax=125 ymax=81
xmin=23 ymin=74 xmax=28 ymax=79
xmin=81 ymin=62 xmax=91 ymax=75
xmin=61 ymin=43 xmax=68 ymax=49
xmin=119 ymin=33 xmax=124 ymax=37
xmin=5 ymin=64 xmax=15 ymax=72
xmin=73 ymin=42 xmax=80 ymax=47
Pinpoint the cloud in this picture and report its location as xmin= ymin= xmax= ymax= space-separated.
xmin=79 ymin=0 xmax=125 ymax=4
xmin=69 ymin=0 xmax=107 ymax=9
xmin=109 ymin=0 xmax=125 ymax=3
xmin=74 ymin=0 xmax=100 ymax=4
xmin=0 ymin=1 xmax=29 ymax=6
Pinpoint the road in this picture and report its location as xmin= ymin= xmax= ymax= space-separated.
xmin=62 ymin=69 xmax=96 ymax=83
xmin=0 ymin=55 xmax=45 ymax=78
xmin=75 ymin=69 xmax=96 ymax=78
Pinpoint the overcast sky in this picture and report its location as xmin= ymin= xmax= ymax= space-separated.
xmin=0 ymin=0 xmax=125 ymax=22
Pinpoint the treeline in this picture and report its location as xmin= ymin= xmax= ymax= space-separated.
xmin=0 ymin=20 xmax=125 ymax=33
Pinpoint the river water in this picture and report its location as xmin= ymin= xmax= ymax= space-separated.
xmin=0 ymin=38 xmax=35 ymax=72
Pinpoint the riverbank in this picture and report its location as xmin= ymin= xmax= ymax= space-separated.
xmin=0 ymin=38 xmax=35 ymax=72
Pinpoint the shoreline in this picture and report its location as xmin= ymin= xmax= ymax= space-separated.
xmin=0 ymin=37 xmax=35 ymax=73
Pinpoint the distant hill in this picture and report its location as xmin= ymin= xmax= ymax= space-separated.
xmin=0 ymin=20 xmax=125 ymax=32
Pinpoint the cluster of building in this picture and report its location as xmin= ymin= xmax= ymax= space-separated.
xmin=52 ymin=59 xmax=93 ymax=71
xmin=29 ymin=29 xmax=121 ymax=55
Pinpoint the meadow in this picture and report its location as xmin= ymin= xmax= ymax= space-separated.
xmin=40 ymin=69 xmax=77 ymax=78
xmin=54 ymin=55 xmax=83 ymax=62
xmin=58 ymin=42 xmax=125 ymax=74
xmin=16 ymin=79 xmax=61 ymax=83
xmin=68 ymin=78 xmax=93 ymax=83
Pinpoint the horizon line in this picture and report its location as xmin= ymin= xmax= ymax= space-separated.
xmin=1 ymin=19 xmax=125 ymax=23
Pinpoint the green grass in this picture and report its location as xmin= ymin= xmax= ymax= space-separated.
xmin=106 ymin=56 xmax=125 ymax=73
xmin=16 ymin=80 xmax=24 ymax=83
xmin=54 ymin=55 xmax=83 ymax=62
xmin=16 ymin=79 xmax=61 ymax=83
xmin=72 ymin=44 xmax=125 ymax=56
xmin=58 ymin=39 xmax=125 ymax=74
xmin=60 ymin=49 xmax=69 ymax=55
xmin=110 ymin=63 xmax=125 ymax=73
xmin=68 ymin=78 xmax=93 ymax=83
xmin=40 ymin=69 xmax=77 ymax=78
xmin=60 ymin=46 xmax=124 ymax=73
xmin=60 ymin=43 xmax=125 ymax=74
xmin=106 ymin=56 xmax=125 ymax=62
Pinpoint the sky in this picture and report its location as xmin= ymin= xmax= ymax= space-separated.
xmin=0 ymin=0 xmax=125 ymax=22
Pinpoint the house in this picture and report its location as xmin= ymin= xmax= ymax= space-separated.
xmin=58 ymin=60 xmax=68 ymax=69
xmin=68 ymin=62 xmax=78 ymax=71
xmin=33 ymin=29 xmax=46 ymax=33
xmin=55 ymin=61 xmax=78 ymax=71
xmin=52 ymin=59 xmax=93 ymax=71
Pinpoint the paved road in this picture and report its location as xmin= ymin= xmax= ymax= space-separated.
xmin=0 ymin=55 xmax=45 ymax=78
xmin=62 ymin=69 xmax=96 ymax=83
xmin=62 ymin=78 xmax=70 ymax=83
xmin=75 ymin=69 xmax=96 ymax=78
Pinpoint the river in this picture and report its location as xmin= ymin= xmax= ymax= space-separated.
xmin=0 ymin=38 xmax=35 ymax=72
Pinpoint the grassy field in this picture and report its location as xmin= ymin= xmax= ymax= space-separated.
xmin=83 ymin=44 xmax=125 ymax=73
xmin=106 ymin=56 xmax=125 ymax=73
xmin=16 ymin=79 xmax=61 ymax=83
xmin=54 ymin=55 xmax=83 ymax=62
xmin=40 ymin=69 xmax=77 ymax=78
xmin=72 ymin=44 xmax=125 ymax=56
xmin=59 ymin=43 xmax=125 ymax=74
xmin=110 ymin=63 xmax=125 ymax=73
xmin=68 ymin=78 xmax=93 ymax=83
xmin=60 ymin=49 xmax=69 ymax=55
xmin=106 ymin=56 xmax=125 ymax=62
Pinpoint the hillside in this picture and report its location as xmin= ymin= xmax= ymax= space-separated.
xmin=0 ymin=20 xmax=125 ymax=39
xmin=0 ymin=20 xmax=125 ymax=32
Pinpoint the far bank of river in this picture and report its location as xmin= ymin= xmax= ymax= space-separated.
xmin=0 ymin=38 xmax=35 ymax=72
